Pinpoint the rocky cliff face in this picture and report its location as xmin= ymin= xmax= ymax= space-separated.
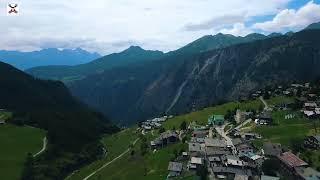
xmin=69 ymin=30 xmax=320 ymax=125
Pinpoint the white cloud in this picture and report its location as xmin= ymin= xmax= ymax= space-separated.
xmin=0 ymin=0 xmax=300 ymax=54
xmin=184 ymin=13 xmax=247 ymax=31
xmin=220 ymin=23 xmax=253 ymax=36
xmin=253 ymin=1 xmax=320 ymax=32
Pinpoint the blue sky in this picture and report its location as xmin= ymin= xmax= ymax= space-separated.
xmin=1 ymin=0 xmax=320 ymax=54
xmin=288 ymin=0 xmax=320 ymax=9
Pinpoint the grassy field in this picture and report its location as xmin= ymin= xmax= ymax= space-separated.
xmin=253 ymin=110 xmax=319 ymax=148
xmin=88 ymin=141 xmax=188 ymax=180
xmin=70 ymin=125 xmax=188 ymax=180
xmin=68 ymin=128 xmax=140 ymax=180
xmin=0 ymin=124 xmax=45 ymax=180
xmin=164 ymin=99 xmax=263 ymax=130
xmin=266 ymin=96 xmax=294 ymax=106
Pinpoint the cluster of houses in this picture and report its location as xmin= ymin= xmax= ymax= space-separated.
xmin=251 ymin=82 xmax=320 ymax=121
xmin=145 ymin=81 xmax=320 ymax=179
xmin=165 ymin=123 xmax=320 ymax=179
xmin=274 ymin=83 xmax=320 ymax=119
xmin=140 ymin=115 xmax=173 ymax=131
xmin=275 ymin=83 xmax=311 ymax=97
xmin=165 ymin=121 xmax=266 ymax=179
xmin=261 ymin=141 xmax=320 ymax=180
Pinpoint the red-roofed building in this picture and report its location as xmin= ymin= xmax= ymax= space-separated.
xmin=278 ymin=152 xmax=309 ymax=179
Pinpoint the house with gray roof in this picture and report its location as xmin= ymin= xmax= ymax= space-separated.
xmin=211 ymin=166 xmax=252 ymax=177
xmin=263 ymin=142 xmax=283 ymax=157
xmin=232 ymin=138 xmax=244 ymax=147
xmin=295 ymin=166 xmax=320 ymax=180
xmin=192 ymin=130 xmax=208 ymax=138
xmin=205 ymin=138 xmax=226 ymax=149
xmin=205 ymin=147 xmax=231 ymax=156
xmin=237 ymin=143 xmax=254 ymax=155
xmin=168 ymin=162 xmax=183 ymax=177
xmin=189 ymin=142 xmax=205 ymax=157
xmin=150 ymin=131 xmax=178 ymax=149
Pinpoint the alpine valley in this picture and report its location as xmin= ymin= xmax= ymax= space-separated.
xmin=27 ymin=23 xmax=320 ymax=125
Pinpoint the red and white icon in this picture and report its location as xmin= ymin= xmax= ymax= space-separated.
xmin=7 ymin=3 xmax=19 ymax=16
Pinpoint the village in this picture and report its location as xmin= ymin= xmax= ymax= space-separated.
xmin=138 ymin=82 xmax=320 ymax=180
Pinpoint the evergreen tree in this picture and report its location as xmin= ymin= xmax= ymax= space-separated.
xmin=180 ymin=121 xmax=187 ymax=130
xmin=21 ymin=153 xmax=34 ymax=180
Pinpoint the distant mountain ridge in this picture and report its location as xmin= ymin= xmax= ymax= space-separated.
xmin=27 ymin=46 xmax=164 ymax=81
xmin=27 ymin=32 xmax=273 ymax=81
xmin=0 ymin=48 xmax=100 ymax=70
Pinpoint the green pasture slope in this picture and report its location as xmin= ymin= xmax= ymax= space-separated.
xmin=0 ymin=124 xmax=45 ymax=180
xmin=68 ymin=128 xmax=140 ymax=180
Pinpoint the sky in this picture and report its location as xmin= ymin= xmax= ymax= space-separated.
xmin=1 ymin=0 xmax=320 ymax=55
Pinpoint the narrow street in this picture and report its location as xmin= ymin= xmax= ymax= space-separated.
xmin=215 ymin=124 xmax=237 ymax=155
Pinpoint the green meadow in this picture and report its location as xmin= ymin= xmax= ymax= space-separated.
xmin=0 ymin=124 xmax=45 ymax=180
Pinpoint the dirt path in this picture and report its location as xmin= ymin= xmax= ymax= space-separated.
xmin=234 ymin=119 xmax=252 ymax=131
xmin=259 ymin=96 xmax=269 ymax=109
xmin=33 ymin=137 xmax=47 ymax=157
xmin=83 ymin=138 xmax=139 ymax=180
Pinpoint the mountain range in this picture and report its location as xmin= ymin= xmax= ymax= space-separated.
xmin=26 ymin=22 xmax=320 ymax=125
xmin=0 ymin=48 xmax=100 ymax=70
xmin=27 ymin=32 xmax=275 ymax=81
xmin=27 ymin=46 xmax=164 ymax=81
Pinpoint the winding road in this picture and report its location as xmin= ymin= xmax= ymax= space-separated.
xmin=33 ymin=137 xmax=47 ymax=157
xmin=83 ymin=138 xmax=140 ymax=180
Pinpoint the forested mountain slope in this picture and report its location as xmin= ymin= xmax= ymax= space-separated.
xmin=0 ymin=62 xmax=118 ymax=179
xmin=69 ymin=30 xmax=320 ymax=125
